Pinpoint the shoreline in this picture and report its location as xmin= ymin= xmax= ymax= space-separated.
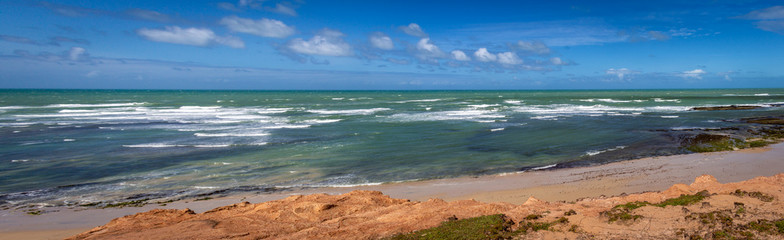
xmin=2 ymin=142 xmax=783 ymax=239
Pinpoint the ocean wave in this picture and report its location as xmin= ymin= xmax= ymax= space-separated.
xmin=578 ymin=98 xmax=634 ymax=103
xmin=194 ymin=133 xmax=270 ymax=137
xmin=394 ymin=99 xmax=444 ymax=103
xmin=513 ymin=104 xmax=691 ymax=119
xmin=467 ymin=104 xmax=500 ymax=108
xmin=529 ymin=164 xmax=557 ymax=171
xmin=45 ymin=102 xmax=148 ymax=108
xmin=653 ymin=98 xmax=681 ymax=103
xmin=584 ymin=146 xmax=626 ymax=156
xmin=123 ymin=144 xmax=232 ymax=148
xmin=388 ymin=109 xmax=505 ymax=122
xmin=308 ymin=108 xmax=391 ymax=115
xmin=301 ymin=119 xmax=342 ymax=124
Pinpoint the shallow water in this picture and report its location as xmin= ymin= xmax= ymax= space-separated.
xmin=1 ymin=89 xmax=783 ymax=206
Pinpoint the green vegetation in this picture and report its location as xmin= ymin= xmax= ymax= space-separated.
xmin=604 ymin=191 xmax=710 ymax=223
xmin=747 ymin=219 xmax=784 ymax=235
xmin=25 ymin=210 xmax=42 ymax=215
xmin=614 ymin=201 xmax=651 ymax=210
xmin=602 ymin=208 xmax=643 ymax=223
xmin=385 ymin=214 xmax=515 ymax=240
xmin=655 ymin=190 xmax=709 ymax=207
xmin=78 ymin=202 xmax=101 ymax=207
xmin=524 ymin=214 xmax=542 ymax=220
xmin=732 ymin=189 xmax=774 ymax=202
xmin=563 ymin=209 xmax=576 ymax=216
xmin=685 ymin=134 xmax=746 ymax=153
xmin=748 ymin=139 xmax=773 ymax=148
xmin=387 ymin=213 xmax=575 ymax=239
xmin=103 ymin=199 xmax=149 ymax=208
xmin=684 ymin=208 xmax=784 ymax=239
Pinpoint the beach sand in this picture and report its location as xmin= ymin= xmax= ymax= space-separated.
xmin=2 ymin=142 xmax=783 ymax=239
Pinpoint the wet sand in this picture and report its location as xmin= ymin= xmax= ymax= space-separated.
xmin=2 ymin=142 xmax=783 ymax=239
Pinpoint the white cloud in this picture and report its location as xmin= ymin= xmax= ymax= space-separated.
xmin=451 ymin=50 xmax=470 ymax=61
xmin=605 ymin=68 xmax=637 ymax=81
xmin=86 ymin=70 xmax=99 ymax=78
xmin=369 ymin=32 xmax=394 ymax=50
xmin=219 ymin=16 xmax=294 ymax=38
xmin=137 ymin=26 xmax=245 ymax=48
xmin=288 ymin=29 xmax=352 ymax=56
xmin=740 ymin=6 xmax=784 ymax=20
xmin=125 ymin=9 xmax=170 ymax=23
xmin=756 ymin=20 xmax=784 ymax=34
xmin=517 ymin=41 xmax=550 ymax=55
xmin=497 ymin=52 xmax=522 ymax=65
xmin=473 ymin=48 xmax=497 ymax=62
xmin=400 ymin=23 xmax=428 ymax=38
xmin=669 ymin=28 xmax=696 ymax=37
xmin=550 ymin=57 xmax=563 ymax=65
xmin=69 ymin=47 xmax=86 ymax=61
xmin=238 ymin=0 xmax=263 ymax=8
xmin=415 ymin=38 xmax=444 ymax=58
xmin=739 ymin=6 xmax=784 ymax=35
xmin=680 ymin=69 xmax=706 ymax=79
xmin=647 ymin=31 xmax=671 ymax=41
xmin=269 ymin=3 xmax=297 ymax=16
xmin=214 ymin=35 xmax=245 ymax=48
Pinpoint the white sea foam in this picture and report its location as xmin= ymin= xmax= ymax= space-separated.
xmin=584 ymin=146 xmax=626 ymax=156
xmin=755 ymin=93 xmax=770 ymax=96
xmin=578 ymin=98 xmax=632 ymax=103
xmin=468 ymin=104 xmax=500 ymax=108
xmin=388 ymin=109 xmax=505 ymax=122
xmin=514 ymin=104 xmax=690 ymax=119
xmin=313 ymin=182 xmax=385 ymax=188
xmin=309 ymin=108 xmax=391 ymax=115
xmin=301 ymin=119 xmax=342 ymax=124
xmin=331 ymin=98 xmax=344 ymax=100
xmin=256 ymin=108 xmax=291 ymax=114
xmin=653 ymin=98 xmax=681 ymax=103
xmin=194 ymin=133 xmax=270 ymax=137
xmin=395 ymin=99 xmax=444 ymax=103
xmin=530 ymin=164 xmax=557 ymax=171
xmin=45 ymin=102 xmax=147 ymax=108
xmin=258 ymin=124 xmax=310 ymax=129
xmin=11 ymin=159 xmax=30 ymax=163
xmin=490 ymin=128 xmax=505 ymax=132
xmin=193 ymin=144 xmax=231 ymax=148
xmin=661 ymin=115 xmax=679 ymax=118
xmin=63 ymin=139 xmax=75 ymax=142
xmin=123 ymin=144 xmax=184 ymax=148
xmin=504 ymin=100 xmax=523 ymax=105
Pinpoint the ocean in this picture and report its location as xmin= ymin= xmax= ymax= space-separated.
xmin=1 ymin=89 xmax=783 ymax=207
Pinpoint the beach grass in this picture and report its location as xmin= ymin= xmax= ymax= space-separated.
xmin=385 ymin=214 xmax=515 ymax=240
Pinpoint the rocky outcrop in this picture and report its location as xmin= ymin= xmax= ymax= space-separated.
xmin=69 ymin=174 xmax=784 ymax=240
xmin=691 ymin=105 xmax=763 ymax=111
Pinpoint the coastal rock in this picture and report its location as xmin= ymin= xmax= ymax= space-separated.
xmin=691 ymin=105 xmax=763 ymax=111
xmin=69 ymin=174 xmax=784 ymax=240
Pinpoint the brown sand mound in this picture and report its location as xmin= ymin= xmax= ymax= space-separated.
xmin=69 ymin=173 xmax=784 ymax=240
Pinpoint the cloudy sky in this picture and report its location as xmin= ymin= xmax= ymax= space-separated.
xmin=1 ymin=0 xmax=783 ymax=89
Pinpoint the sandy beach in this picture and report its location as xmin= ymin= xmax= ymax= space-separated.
xmin=1 ymin=142 xmax=783 ymax=239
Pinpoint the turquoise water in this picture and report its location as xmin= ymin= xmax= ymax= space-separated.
xmin=1 ymin=89 xmax=783 ymax=206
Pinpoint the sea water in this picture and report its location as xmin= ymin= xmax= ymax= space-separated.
xmin=1 ymin=89 xmax=783 ymax=207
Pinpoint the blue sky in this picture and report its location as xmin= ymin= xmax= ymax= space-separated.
xmin=1 ymin=0 xmax=783 ymax=90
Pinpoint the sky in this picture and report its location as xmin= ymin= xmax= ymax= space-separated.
xmin=0 ymin=0 xmax=783 ymax=90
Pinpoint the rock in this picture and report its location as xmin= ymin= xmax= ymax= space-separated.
xmin=691 ymin=105 xmax=763 ymax=111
